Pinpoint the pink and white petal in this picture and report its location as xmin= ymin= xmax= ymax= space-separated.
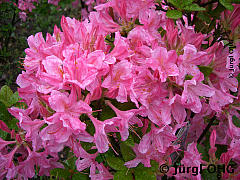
xmin=76 ymin=158 xmax=92 ymax=172
xmin=138 ymin=132 xmax=151 ymax=153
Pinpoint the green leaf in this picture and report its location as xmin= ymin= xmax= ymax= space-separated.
xmin=207 ymin=19 xmax=216 ymax=33
xmin=0 ymin=101 xmax=11 ymax=122
xmin=220 ymin=0 xmax=234 ymax=11
xmin=194 ymin=18 xmax=209 ymax=33
xmin=50 ymin=168 xmax=71 ymax=179
xmin=84 ymin=115 xmax=95 ymax=136
xmin=201 ymin=169 xmax=219 ymax=180
xmin=185 ymin=75 xmax=193 ymax=80
xmin=123 ymin=134 xmax=135 ymax=147
xmin=197 ymin=12 xmax=211 ymax=24
xmin=166 ymin=10 xmax=182 ymax=19
xmin=100 ymin=104 xmax=115 ymax=121
xmin=112 ymin=100 xmax=137 ymax=111
xmin=0 ymin=85 xmax=13 ymax=107
xmin=9 ymin=92 xmax=20 ymax=106
xmin=72 ymin=172 xmax=89 ymax=180
xmin=67 ymin=154 xmax=78 ymax=170
xmin=232 ymin=0 xmax=240 ymax=3
xmin=215 ymin=144 xmax=228 ymax=159
xmin=183 ymin=0 xmax=195 ymax=5
xmin=198 ymin=66 xmax=213 ymax=78
xmin=114 ymin=170 xmax=133 ymax=180
xmin=105 ymin=35 xmax=115 ymax=51
xmin=232 ymin=115 xmax=240 ymax=128
xmin=236 ymin=73 xmax=240 ymax=83
xmin=158 ymin=27 xmax=166 ymax=38
xmin=14 ymin=101 xmax=27 ymax=109
xmin=168 ymin=0 xmax=179 ymax=7
xmin=150 ymin=160 xmax=159 ymax=172
xmin=210 ymin=3 xmax=226 ymax=18
xmin=134 ymin=165 xmax=156 ymax=180
xmin=134 ymin=19 xmax=143 ymax=26
xmin=0 ymin=129 xmax=8 ymax=139
xmin=106 ymin=157 xmax=127 ymax=170
xmin=197 ymin=144 xmax=209 ymax=162
xmin=81 ymin=141 xmax=94 ymax=151
xmin=95 ymin=154 xmax=105 ymax=163
xmin=184 ymin=3 xmax=206 ymax=11
xmin=120 ymin=143 xmax=136 ymax=162
xmin=7 ymin=118 xmax=18 ymax=130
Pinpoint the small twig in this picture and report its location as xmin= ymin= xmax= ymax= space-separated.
xmin=197 ymin=116 xmax=216 ymax=144
xmin=5 ymin=0 xmax=18 ymax=49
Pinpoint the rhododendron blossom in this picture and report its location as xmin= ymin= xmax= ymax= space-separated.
xmin=1 ymin=0 xmax=240 ymax=179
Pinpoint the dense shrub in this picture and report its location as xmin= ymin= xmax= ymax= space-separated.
xmin=0 ymin=0 xmax=240 ymax=179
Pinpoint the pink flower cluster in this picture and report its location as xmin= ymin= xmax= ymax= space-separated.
xmin=2 ymin=0 xmax=61 ymax=21
xmin=72 ymin=0 xmax=107 ymax=20
xmin=1 ymin=0 xmax=240 ymax=179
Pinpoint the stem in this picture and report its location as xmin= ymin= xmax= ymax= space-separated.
xmin=197 ymin=116 xmax=216 ymax=144
xmin=5 ymin=0 xmax=18 ymax=49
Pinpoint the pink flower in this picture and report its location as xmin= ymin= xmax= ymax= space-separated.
xmin=87 ymin=114 xmax=114 ymax=153
xmin=0 ymin=146 xmax=18 ymax=179
xmin=164 ymin=19 xmax=179 ymax=49
xmin=17 ymin=149 xmax=63 ymax=178
xmin=209 ymin=129 xmax=217 ymax=160
xmin=131 ymin=67 xmax=168 ymax=108
xmin=46 ymin=89 xmax=91 ymax=133
xmin=147 ymin=99 xmax=172 ymax=126
xmin=227 ymin=113 xmax=240 ymax=139
xmin=169 ymin=94 xmax=186 ymax=125
xmin=174 ymin=142 xmax=204 ymax=180
xmin=19 ymin=12 xmax=27 ymax=21
xmin=178 ymin=22 xmax=206 ymax=50
xmin=108 ymin=32 xmax=131 ymax=60
xmin=40 ymin=55 xmax=64 ymax=89
xmin=229 ymin=138 xmax=240 ymax=159
xmin=209 ymin=88 xmax=234 ymax=112
xmin=18 ymin=113 xmax=44 ymax=139
xmin=124 ymin=144 xmax=152 ymax=168
xmin=18 ymin=0 xmax=36 ymax=12
xmin=48 ymin=0 xmax=60 ymax=6
xmin=105 ymin=100 xmax=141 ymax=141
xmin=221 ymin=4 xmax=240 ymax=33
xmin=138 ymin=125 xmax=177 ymax=154
xmin=177 ymin=44 xmax=208 ymax=85
xmin=139 ymin=9 xmax=164 ymax=38
xmin=102 ymin=60 xmax=133 ymax=102
xmin=89 ymin=10 xmax=120 ymax=33
xmin=63 ymin=48 xmax=99 ymax=90
xmin=0 ymin=120 xmax=11 ymax=134
xmin=24 ymin=32 xmax=46 ymax=73
xmin=181 ymin=80 xmax=215 ymax=113
xmin=0 ymin=138 xmax=15 ymax=151
xmin=40 ymin=121 xmax=73 ymax=143
xmin=90 ymin=163 xmax=113 ymax=180
xmin=147 ymin=47 xmax=179 ymax=82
